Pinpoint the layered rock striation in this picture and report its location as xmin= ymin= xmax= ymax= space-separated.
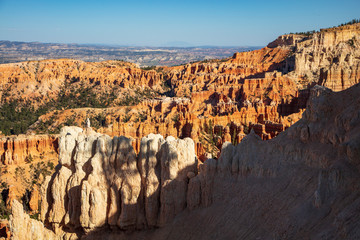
xmin=1 ymin=25 xmax=359 ymax=157
xmin=7 ymin=82 xmax=360 ymax=239
xmin=9 ymin=200 xmax=57 ymax=240
xmin=37 ymin=126 xmax=197 ymax=236
xmin=0 ymin=59 xmax=163 ymax=105
xmin=0 ymin=134 xmax=58 ymax=165
xmin=12 ymin=24 xmax=356 ymax=160
xmin=269 ymin=23 xmax=360 ymax=91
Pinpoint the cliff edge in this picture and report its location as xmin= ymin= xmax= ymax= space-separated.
xmin=7 ymin=82 xmax=360 ymax=239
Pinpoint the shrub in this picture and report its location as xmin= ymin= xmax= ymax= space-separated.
xmin=0 ymin=199 xmax=10 ymax=220
xmin=141 ymin=66 xmax=156 ymax=71
xmin=25 ymin=154 xmax=33 ymax=163
xmin=199 ymin=119 xmax=220 ymax=159
xmin=30 ymin=213 xmax=39 ymax=220
xmin=135 ymin=112 xmax=147 ymax=122
xmin=122 ymin=115 xmax=131 ymax=123
xmin=0 ymin=182 xmax=8 ymax=189
xmin=89 ymin=113 xmax=107 ymax=129
xmin=172 ymin=114 xmax=180 ymax=123
xmin=47 ymin=162 xmax=55 ymax=170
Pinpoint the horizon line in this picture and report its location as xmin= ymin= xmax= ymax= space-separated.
xmin=0 ymin=39 xmax=264 ymax=49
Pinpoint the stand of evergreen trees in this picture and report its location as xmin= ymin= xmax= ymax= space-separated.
xmin=287 ymin=18 xmax=360 ymax=36
xmin=0 ymin=82 xmax=117 ymax=135
xmin=338 ymin=18 xmax=360 ymax=27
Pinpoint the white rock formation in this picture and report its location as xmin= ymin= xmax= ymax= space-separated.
xmin=9 ymin=200 xmax=58 ymax=240
xmin=8 ymin=83 xmax=360 ymax=240
xmin=35 ymin=126 xmax=197 ymax=235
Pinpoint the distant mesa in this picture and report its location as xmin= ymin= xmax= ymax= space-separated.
xmin=0 ymin=40 xmax=256 ymax=66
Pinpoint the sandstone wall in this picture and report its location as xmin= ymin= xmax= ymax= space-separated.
xmin=0 ymin=134 xmax=58 ymax=165
xmin=0 ymin=59 xmax=163 ymax=105
xmin=293 ymin=24 xmax=360 ymax=91
xmin=31 ymin=70 xmax=305 ymax=160
xmin=3 ymin=23 xmax=360 ymax=240
xmin=7 ymin=83 xmax=360 ymax=239
xmin=267 ymin=24 xmax=360 ymax=92
xmin=38 ymin=126 xmax=197 ymax=234
xmin=9 ymin=200 xmax=57 ymax=240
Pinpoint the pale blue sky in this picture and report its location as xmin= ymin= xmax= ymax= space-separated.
xmin=0 ymin=0 xmax=359 ymax=46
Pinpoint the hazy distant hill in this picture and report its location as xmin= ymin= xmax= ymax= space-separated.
xmin=0 ymin=40 xmax=259 ymax=67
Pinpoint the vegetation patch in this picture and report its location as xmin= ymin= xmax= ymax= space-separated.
xmin=199 ymin=120 xmax=220 ymax=159
xmin=89 ymin=113 xmax=107 ymax=129
xmin=141 ymin=66 xmax=157 ymax=71
xmin=0 ymin=198 xmax=10 ymax=220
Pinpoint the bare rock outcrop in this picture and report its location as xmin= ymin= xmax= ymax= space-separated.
xmin=157 ymin=136 xmax=197 ymax=226
xmin=138 ymin=134 xmax=164 ymax=227
xmin=7 ymin=83 xmax=360 ymax=239
xmin=29 ymin=185 xmax=39 ymax=213
xmin=0 ymin=134 xmax=58 ymax=165
xmin=9 ymin=200 xmax=57 ymax=240
xmin=292 ymin=24 xmax=360 ymax=91
xmin=4 ymin=23 xmax=360 ymax=240
xmin=0 ymin=59 xmax=163 ymax=106
xmin=36 ymin=125 xmax=197 ymax=235
xmin=267 ymin=34 xmax=308 ymax=48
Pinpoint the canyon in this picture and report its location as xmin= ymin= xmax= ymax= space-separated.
xmin=0 ymin=22 xmax=360 ymax=239
xmin=7 ymin=75 xmax=360 ymax=239
xmin=0 ymin=23 xmax=358 ymax=160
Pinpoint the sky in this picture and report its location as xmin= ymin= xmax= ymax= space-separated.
xmin=0 ymin=0 xmax=359 ymax=47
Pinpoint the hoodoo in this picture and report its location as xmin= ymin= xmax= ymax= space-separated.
xmin=1 ymin=21 xmax=360 ymax=240
xmin=6 ymin=82 xmax=360 ymax=239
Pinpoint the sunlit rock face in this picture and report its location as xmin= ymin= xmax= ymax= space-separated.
xmin=1 ymin=25 xmax=359 ymax=164
xmin=8 ymin=82 xmax=360 ymax=240
xmin=269 ymin=23 xmax=360 ymax=92
xmin=0 ymin=134 xmax=58 ymax=165
xmin=38 ymin=126 xmax=197 ymax=234
xmin=4 ymin=23 xmax=360 ymax=240
xmin=9 ymin=82 xmax=360 ymax=239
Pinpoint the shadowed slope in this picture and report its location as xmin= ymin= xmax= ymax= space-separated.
xmin=7 ymin=83 xmax=360 ymax=239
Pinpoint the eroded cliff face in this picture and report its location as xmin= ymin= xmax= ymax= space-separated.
xmin=269 ymin=23 xmax=360 ymax=91
xmin=0 ymin=46 xmax=306 ymax=163
xmin=7 ymin=83 xmax=360 ymax=240
xmin=19 ymin=25 xmax=358 ymax=155
xmin=1 ymin=24 xmax=358 ymax=156
xmin=0 ymin=134 xmax=58 ymax=165
xmin=2 ymin=24 xmax=360 ymax=239
xmin=0 ymin=135 xmax=58 ymax=214
xmin=0 ymin=59 xmax=163 ymax=106
xmin=9 ymin=200 xmax=57 ymax=240
xmin=34 ymin=126 xmax=197 ymax=237
xmin=28 ymin=65 xmax=307 ymax=159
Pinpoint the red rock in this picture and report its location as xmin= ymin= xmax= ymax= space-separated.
xmin=0 ymin=135 xmax=58 ymax=165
